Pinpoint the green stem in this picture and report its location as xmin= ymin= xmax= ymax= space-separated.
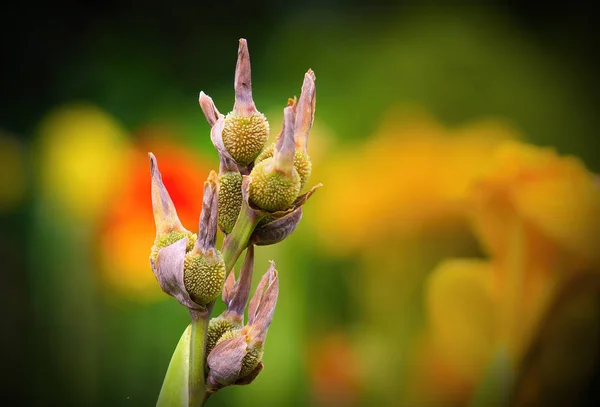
xmin=221 ymin=201 xmax=264 ymax=273
xmin=160 ymin=200 xmax=263 ymax=406
xmin=189 ymin=309 xmax=210 ymax=407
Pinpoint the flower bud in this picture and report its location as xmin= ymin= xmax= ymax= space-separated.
xmin=223 ymin=113 xmax=269 ymax=167
xmin=182 ymin=171 xmax=226 ymax=306
xmin=217 ymin=170 xmax=243 ymax=234
xmin=207 ymin=246 xmax=255 ymax=355
xmin=149 ymin=154 xmax=199 ymax=310
xmin=255 ymin=70 xmax=316 ymax=190
xmin=221 ymin=39 xmax=269 ymax=166
xmin=207 ymin=261 xmax=279 ymax=388
xmin=199 ymin=93 xmax=245 ymax=235
xmin=248 ymin=105 xmax=301 ymax=212
xmin=149 ymin=153 xmax=197 ymax=263
xmin=256 ymin=143 xmax=312 ymax=191
xmin=183 ymin=249 xmax=225 ymax=305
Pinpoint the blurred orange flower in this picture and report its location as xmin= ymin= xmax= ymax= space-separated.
xmin=417 ymin=140 xmax=600 ymax=404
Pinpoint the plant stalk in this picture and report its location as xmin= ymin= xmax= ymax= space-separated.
xmin=221 ymin=201 xmax=264 ymax=273
xmin=188 ymin=308 xmax=210 ymax=407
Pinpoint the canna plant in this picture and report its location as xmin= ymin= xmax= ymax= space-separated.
xmin=149 ymin=39 xmax=320 ymax=406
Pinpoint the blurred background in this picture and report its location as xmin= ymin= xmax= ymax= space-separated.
xmin=2 ymin=1 xmax=599 ymax=406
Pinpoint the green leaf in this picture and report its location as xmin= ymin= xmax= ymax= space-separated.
xmin=157 ymin=324 xmax=192 ymax=407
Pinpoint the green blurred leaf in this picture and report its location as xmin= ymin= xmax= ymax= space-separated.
xmin=157 ymin=324 xmax=192 ymax=406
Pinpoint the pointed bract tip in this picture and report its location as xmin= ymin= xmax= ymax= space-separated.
xmin=199 ymin=92 xmax=220 ymax=127
xmin=196 ymin=170 xmax=219 ymax=253
xmin=228 ymin=244 xmax=254 ymax=317
xmin=234 ymin=38 xmax=256 ymax=117
xmin=150 ymin=153 xmax=186 ymax=235
xmin=274 ymin=105 xmax=296 ymax=175
xmin=294 ymin=70 xmax=317 ymax=152
xmin=207 ymin=170 xmax=219 ymax=185
xmin=248 ymin=261 xmax=279 ymax=342
xmin=148 ymin=152 xmax=157 ymax=175
xmin=222 ymin=269 xmax=236 ymax=304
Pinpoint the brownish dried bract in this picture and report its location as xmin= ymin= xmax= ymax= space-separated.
xmin=247 ymin=261 xmax=278 ymax=342
xmin=251 ymin=208 xmax=303 ymax=246
xmin=233 ymin=362 xmax=264 ymax=386
xmin=294 ymin=69 xmax=316 ymax=152
xmin=207 ymin=262 xmax=279 ymax=387
xmin=207 ymin=335 xmax=248 ymax=387
xmin=233 ymin=38 xmax=257 ymax=117
xmin=273 ymin=104 xmax=297 ymax=176
xmin=194 ymin=171 xmax=219 ymax=254
xmin=223 ymin=245 xmax=255 ymax=322
xmin=198 ymin=91 xmax=221 ymax=128
xmin=149 ymin=152 xmax=187 ymax=236
xmin=199 ymin=92 xmax=239 ymax=173
xmin=150 ymin=237 xmax=203 ymax=310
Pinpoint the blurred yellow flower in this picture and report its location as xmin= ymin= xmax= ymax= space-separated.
xmin=36 ymin=104 xmax=129 ymax=222
xmin=309 ymin=108 xmax=520 ymax=254
xmin=418 ymin=140 xmax=600 ymax=403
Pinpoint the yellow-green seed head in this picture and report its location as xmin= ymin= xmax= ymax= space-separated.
xmin=183 ymin=251 xmax=226 ymax=305
xmin=218 ymin=171 xmax=243 ymax=234
xmin=222 ymin=112 xmax=269 ymax=166
xmin=240 ymin=344 xmax=264 ymax=378
xmin=216 ymin=328 xmax=240 ymax=344
xmin=293 ymin=150 xmax=312 ymax=190
xmin=215 ymin=329 xmax=264 ymax=380
xmin=150 ymin=230 xmax=197 ymax=263
xmin=249 ymin=157 xmax=301 ymax=212
xmin=255 ymin=143 xmax=312 ymax=190
xmin=255 ymin=142 xmax=275 ymax=163
xmin=207 ymin=317 xmax=242 ymax=357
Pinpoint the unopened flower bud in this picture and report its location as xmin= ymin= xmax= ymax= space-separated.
xmin=149 ymin=153 xmax=197 ymax=263
xmin=248 ymin=105 xmax=301 ymax=212
xmin=255 ymin=71 xmax=316 ymax=190
xmin=199 ymin=94 xmax=244 ymax=235
xmin=182 ymin=171 xmax=226 ymax=306
xmin=207 ymin=246 xmax=255 ymax=355
xmin=221 ymin=39 xmax=269 ymax=166
xmin=183 ymin=248 xmax=225 ymax=305
xmin=256 ymin=143 xmax=312 ymax=192
xmin=217 ymin=170 xmax=243 ymax=234
xmin=207 ymin=261 xmax=279 ymax=388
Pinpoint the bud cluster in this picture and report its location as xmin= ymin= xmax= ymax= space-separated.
xmin=149 ymin=38 xmax=320 ymax=402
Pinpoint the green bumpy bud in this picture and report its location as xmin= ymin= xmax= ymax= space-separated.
xmin=217 ymin=330 xmax=264 ymax=380
xmin=255 ymin=142 xmax=274 ymax=163
xmin=150 ymin=230 xmax=197 ymax=264
xmin=183 ymin=251 xmax=226 ymax=305
xmin=218 ymin=171 xmax=243 ymax=234
xmin=222 ymin=112 xmax=269 ymax=166
xmin=256 ymin=142 xmax=312 ymax=191
xmin=207 ymin=317 xmax=243 ymax=357
xmin=293 ymin=150 xmax=312 ymax=190
xmin=249 ymin=157 xmax=301 ymax=212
